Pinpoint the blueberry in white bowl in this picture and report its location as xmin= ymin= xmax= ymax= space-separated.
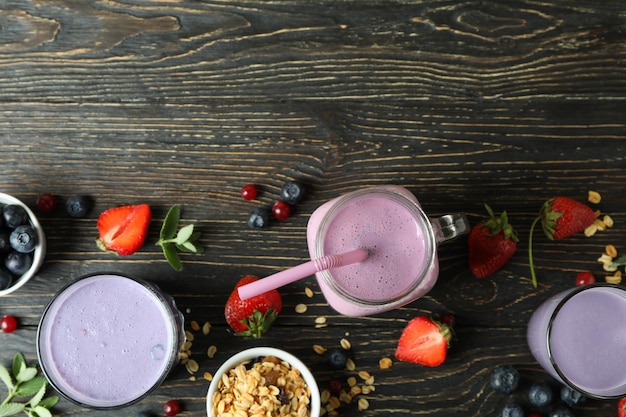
xmin=0 ymin=193 xmax=46 ymax=296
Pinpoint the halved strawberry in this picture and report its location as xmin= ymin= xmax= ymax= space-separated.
xmin=96 ymin=204 xmax=151 ymax=256
xmin=395 ymin=316 xmax=452 ymax=367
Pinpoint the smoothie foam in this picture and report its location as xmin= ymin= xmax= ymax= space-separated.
xmin=37 ymin=274 xmax=181 ymax=408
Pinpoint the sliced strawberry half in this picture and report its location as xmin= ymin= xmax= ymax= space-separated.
xmin=96 ymin=204 xmax=151 ymax=256
xmin=395 ymin=316 xmax=452 ymax=367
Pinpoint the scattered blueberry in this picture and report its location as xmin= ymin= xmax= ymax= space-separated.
xmin=0 ymin=267 xmax=13 ymax=291
xmin=560 ymin=385 xmax=586 ymax=407
xmin=5 ymin=251 xmax=33 ymax=276
xmin=502 ymin=403 xmax=524 ymax=417
xmin=490 ymin=365 xmax=520 ymax=394
xmin=549 ymin=405 xmax=575 ymax=417
xmin=280 ymin=181 xmax=306 ymax=205
xmin=65 ymin=195 xmax=91 ymax=218
xmin=529 ymin=382 xmax=553 ymax=408
xmin=327 ymin=348 xmax=348 ymax=370
xmin=9 ymin=225 xmax=37 ymax=253
xmin=3 ymin=205 xmax=28 ymax=228
xmin=247 ymin=207 xmax=270 ymax=229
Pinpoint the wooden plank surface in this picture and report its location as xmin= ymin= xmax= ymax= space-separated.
xmin=1 ymin=0 xmax=626 ymax=416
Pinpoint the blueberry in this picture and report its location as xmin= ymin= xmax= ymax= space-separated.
xmin=9 ymin=225 xmax=37 ymax=253
xmin=280 ymin=181 xmax=306 ymax=205
xmin=529 ymin=382 xmax=553 ymax=408
xmin=0 ymin=267 xmax=13 ymax=290
xmin=327 ymin=348 xmax=348 ymax=370
xmin=490 ymin=365 xmax=520 ymax=394
xmin=549 ymin=405 xmax=575 ymax=417
xmin=0 ymin=232 xmax=11 ymax=253
xmin=560 ymin=385 xmax=586 ymax=407
xmin=502 ymin=403 xmax=524 ymax=417
xmin=65 ymin=196 xmax=92 ymax=218
xmin=3 ymin=205 xmax=28 ymax=228
xmin=247 ymin=207 xmax=270 ymax=229
xmin=5 ymin=251 xmax=33 ymax=276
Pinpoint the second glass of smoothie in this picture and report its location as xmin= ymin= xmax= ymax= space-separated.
xmin=307 ymin=185 xmax=469 ymax=316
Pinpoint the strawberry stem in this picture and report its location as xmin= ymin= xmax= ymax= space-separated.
xmin=528 ymin=216 xmax=540 ymax=288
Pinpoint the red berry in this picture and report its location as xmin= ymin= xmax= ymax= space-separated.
xmin=439 ymin=313 xmax=456 ymax=328
xmin=36 ymin=193 xmax=57 ymax=214
xmin=272 ymin=201 xmax=291 ymax=221
xmin=528 ymin=414 xmax=543 ymax=417
xmin=1 ymin=315 xmax=18 ymax=333
xmin=328 ymin=378 xmax=343 ymax=394
xmin=241 ymin=184 xmax=258 ymax=201
xmin=163 ymin=399 xmax=181 ymax=416
xmin=575 ymin=271 xmax=596 ymax=286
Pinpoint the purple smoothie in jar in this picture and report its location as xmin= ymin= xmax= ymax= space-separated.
xmin=37 ymin=273 xmax=184 ymax=408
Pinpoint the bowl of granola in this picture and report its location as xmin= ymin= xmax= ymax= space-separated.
xmin=206 ymin=347 xmax=320 ymax=417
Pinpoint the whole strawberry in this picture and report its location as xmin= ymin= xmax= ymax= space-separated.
xmin=618 ymin=397 xmax=626 ymax=417
xmin=529 ymin=197 xmax=596 ymax=287
xmin=224 ymin=275 xmax=282 ymax=338
xmin=395 ymin=316 xmax=452 ymax=367
xmin=468 ymin=204 xmax=518 ymax=279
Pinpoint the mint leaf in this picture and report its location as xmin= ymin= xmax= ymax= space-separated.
xmin=162 ymin=244 xmax=182 ymax=271
xmin=11 ymin=355 xmax=24 ymax=381
xmin=36 ymin=397 xmax=58 ymax=409
xmin=16 ymin=378 xmax=46 ymax=398
xmin=175 ymin=224 xmax=194 ymax=245
xmin=0 ymin=366 xmax=13 ymax=391
xmin=15 ymin=368 xmax=36 ymax=384
xmin=0 ymin=402 xmax=25 ymax=417
xmin=160 ymin=205 xmax=180 ymax=240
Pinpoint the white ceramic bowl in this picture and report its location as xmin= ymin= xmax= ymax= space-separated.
xmin=206 ymin=347 xmax=320 ymax=417
xmin=0 ymin=193 xmax=46 ymax=296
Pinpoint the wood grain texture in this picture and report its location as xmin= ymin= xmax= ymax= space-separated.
xmin=1 ymin=0 xmax=625 ymax=416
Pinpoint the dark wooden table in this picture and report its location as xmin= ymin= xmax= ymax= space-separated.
xmin=2 ymin=1 xmax=626 ymax=416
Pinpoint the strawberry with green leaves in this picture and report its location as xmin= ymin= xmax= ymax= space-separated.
xmin=96 ymin=204 xmax=151 ymax=255
xmin=467 ymin=204 xmax=518 ymax=279
xmin=529 ymin=197 xmax=596 ymax=287
xmin=224 ymin=275 xmax=282 ymax=338
xmin=395 ymin=316 xmax=452 ymax=367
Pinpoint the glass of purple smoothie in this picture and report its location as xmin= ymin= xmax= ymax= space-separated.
xmin=527 ymin=283 xmax=626 ymax=399
xmin=37 ymin=273 xmax=185 ymax=408
xmin=306 ymin=185 xmax=469 ymax=316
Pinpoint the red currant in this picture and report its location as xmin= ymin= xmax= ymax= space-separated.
xmin=1 ymin=315 xmax=18 ymax=333
xmin=163 ymin=399 xmax=181 ymax=416
xmin=328 ymin=378 xmax=343 ymax=394
xmin=575 ymin=271 xmax=596 ymax=286
xmin=272 ymin=200 xmax=291 ymax=221
xmin=36 ymin=193 xmax=57 ymax=213
xmin=241 ymin=184 xmax=258 ymax=201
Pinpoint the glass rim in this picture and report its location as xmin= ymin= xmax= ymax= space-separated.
xmin=36 ymin=272 xmax=185 ymax=409
xmin=313 ymin=187 xmax=436 ymax=306
xmin=546 ymin=282 xmax=626 ymax=400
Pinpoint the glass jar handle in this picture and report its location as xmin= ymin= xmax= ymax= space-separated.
xmin=431 ymin=213 xmax=470 ymax=244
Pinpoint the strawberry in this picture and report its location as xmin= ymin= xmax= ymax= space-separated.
xmin=618 ymin=397 xmax=626 ymax=417
xmin=96 ymin=204 xmax=151 ymax=256
xmin=529 ymin=197 xmax=596 ymax=287
xmin=224 ymin=275 xmax=282 ymax=338
xmin=467 ymin=204 xmax=518 ymax=279
xmin=395 ymin=316 xmax=452 ymax=367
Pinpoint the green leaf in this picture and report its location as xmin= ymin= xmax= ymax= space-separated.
xmin=0 ymin=365 xmax=14 ymax=391
xmin=15 ymin=367 xmax=37 ymax=383
xmin=177 ymin=241 xmax=197 ymax=253
xmin=11 ymin=354 xmax=25 ymax=380
xmin=29 ymin=406 xmax=52 ymax=417
xmin=37 ymin=396 xmax=58 ymax=409
xmin=160 ymin=205 xmax=181 ymax=240
xmin=17 ymin=377 xmax=46 ymax=398
xmin=175 ymin=224 xmax=194 ymax=245
xmin=0 ymin=402 xmax=25 ymax=417
xmin=162 ymin=244 xmax=183 ymax=271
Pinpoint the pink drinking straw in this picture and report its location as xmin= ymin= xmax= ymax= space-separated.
xmin=237 ymin=248 xmax=368 ymax=300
